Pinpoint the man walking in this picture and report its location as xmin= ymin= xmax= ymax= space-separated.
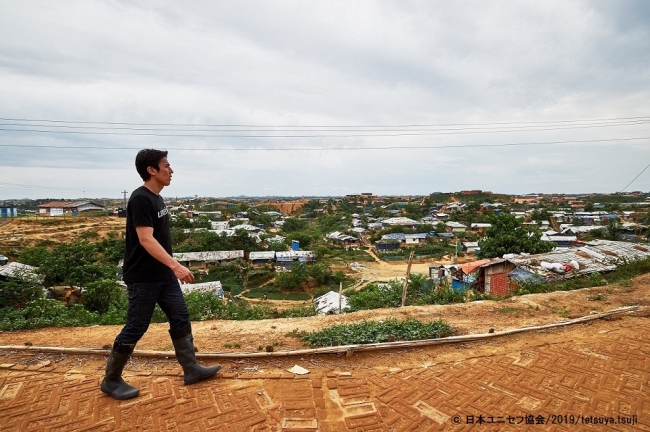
xmin=101 ymin=149 xmax=220 ymax=400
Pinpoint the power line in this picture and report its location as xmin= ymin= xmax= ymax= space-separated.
xmin=621 ymin=161 xmax=650 ymax=192
xmin=1 ymin=121 xmax=649 ymax=138
xmin=1 ymin=115 xmax=649 ymax=128
xmin=0 ymin=136 xmax=647 ymax=151
xmin=0 ymin=119 xmax=648 ymax=134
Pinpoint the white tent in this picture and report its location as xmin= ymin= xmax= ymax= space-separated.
xmin=313 ymin=291 xmax=349 ymax=315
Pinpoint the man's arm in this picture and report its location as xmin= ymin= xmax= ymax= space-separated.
xmin=135 ymin=226 xmax=195 ymax=283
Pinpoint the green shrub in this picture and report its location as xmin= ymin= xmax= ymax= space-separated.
xmin=0 ymin=279 xmax=44 ymax=309
xmin=274 ymin=263 xmax=308 ymax=290
xmin=414 ymin=284 xmax=466 ymax=305
xmin=0 ymin=299 xmax=98 ymax=331
xmin=301 ymin=318 xmax=451 ymax=347
xmin=79 ymin=231 xmax=99 ymax=240
xmin=346 ymin=281 xmax=403 ymax=311
xmin=83 ymin=279 xmax=127 ymax=314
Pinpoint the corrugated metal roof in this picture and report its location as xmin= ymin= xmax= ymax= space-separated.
xmin=38 ymin=200 xmax=103 ymax=208
xmin=276 ymin=250 xmax=315 ymax=260
xmin=0 ymin=262 xmax=38 ymax=279
xmin=249 ymin=251 xmax=276 ymax=260
xmin=382 ymin=217 xmax=419 ymax=225
xmin=327 ymin=231 xmax=358 ymax=241
xmin=173 ymin=251 xmax=244 ymax=262
xmin=404 ymin=233 xmax=429 ymax=239
xmin=326 ymin=231 xmax=343 ymax=239
xmin=507 ymin=240 xmax=650 ymax=278
xmin=231 ymin=224 xmax=262 ymax=231
xmin=561 ymin=225 xmax=605 ymax=234
xmin=541 ymin=235 xmax=577 ymax=242
xmin=437 ymin=232 xmax=455 ymax=238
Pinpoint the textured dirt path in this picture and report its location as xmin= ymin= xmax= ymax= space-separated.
xmin=0 ymin=312 xmax=648 ymax=431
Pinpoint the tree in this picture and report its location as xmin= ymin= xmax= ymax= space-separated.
xmin=286 ymin=232 xmax=316 ymax=249
xmin=254 ymin=213 xmax=272 ymax=229
xmin=18 ymin=246 xmax=51 ymax=267
xmin=530 ymin=209 xmax=550 ymax=223
xmin=605 ymin=218 xmax=622 ymax=240
xmin=171 ymin=214 xmax=192 ymax=229
xmin=274 ymin=263 xmax=308 ymax=290
xmin=478 ymin=214 xmax=554 ymax=258
xmin=281 ymin=218 xmax=309 ymax=233
xmin=306 ymin=262 xmax=333 ymax=285
xmin=267 ymin=240 xmax=289 ymax=252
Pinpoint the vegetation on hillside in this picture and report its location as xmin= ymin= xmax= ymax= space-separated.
xmin=1 ymin=190 xmax=650 ymax=334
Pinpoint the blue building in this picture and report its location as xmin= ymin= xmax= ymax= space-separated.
xmin=0 ymin=207 xmax=18 ymax=218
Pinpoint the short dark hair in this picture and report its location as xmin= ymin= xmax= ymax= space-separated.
xmin=135 ymin=149 xmax=168 ymax=181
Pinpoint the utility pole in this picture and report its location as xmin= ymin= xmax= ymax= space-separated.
xmin=401 ymin=251 xmax=414 ymax=307
xmin=121 ymin=190 xmax=128 ymax=209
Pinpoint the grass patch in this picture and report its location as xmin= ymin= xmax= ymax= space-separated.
xmin=555 ymin=305 xmax=568 ymax=317
xmin=300 ymin=318 xmax=451 ymax=347
xmin=223 ymin=342 xmax=241 ymax=349
xmin=498 ymin=307 xmax=521 ymax=313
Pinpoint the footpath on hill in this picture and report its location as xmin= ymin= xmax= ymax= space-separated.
xmin=0 ymin=275 xmax=649 ymax=430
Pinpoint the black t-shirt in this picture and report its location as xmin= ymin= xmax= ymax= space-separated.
xmin=122 ymin=186 xmax=174 ymax=283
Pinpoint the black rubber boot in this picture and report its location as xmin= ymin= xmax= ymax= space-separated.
xmin=100 ymin=343 xmax=139 ymax=400
xmin=172 ymin=331 xmax=221 ymax=385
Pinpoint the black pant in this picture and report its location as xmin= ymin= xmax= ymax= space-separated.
xmin=115 ymin=275 xmax=191 ymax=345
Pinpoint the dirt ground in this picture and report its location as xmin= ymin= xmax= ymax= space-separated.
xmin=0 ymin=216 xmax=126 ymax=249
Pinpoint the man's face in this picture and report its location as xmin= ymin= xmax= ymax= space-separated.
xmin=149 ymin=157 xmax=173 ymax=186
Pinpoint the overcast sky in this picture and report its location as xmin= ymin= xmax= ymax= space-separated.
xmin=1 ymin=1 xmax=649 ymax=200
